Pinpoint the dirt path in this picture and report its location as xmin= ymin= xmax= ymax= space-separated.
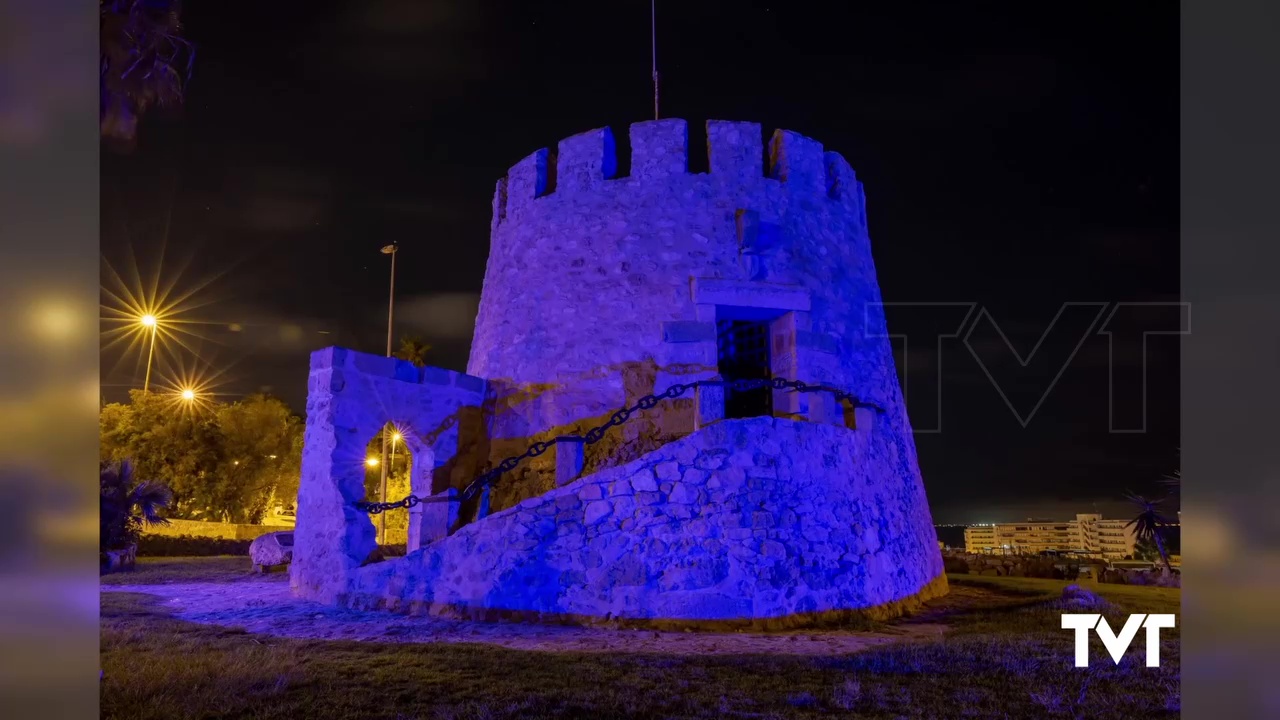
xmin=102 ymin=579 xmax=949 ymax=656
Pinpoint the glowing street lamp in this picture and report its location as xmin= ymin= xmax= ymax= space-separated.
xmin=179 ymin=388 xmax=196 ymax=401
xmin=140 ymin=313 xmax=159 ymax=392
xmin=365 ymin=457 xmax=379 ymax=468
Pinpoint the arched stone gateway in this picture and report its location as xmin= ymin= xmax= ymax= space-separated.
xmin=292 ymin=120 xmax=948 ymax=625
xmin=289 ymin=350 xmax=487 ymax=603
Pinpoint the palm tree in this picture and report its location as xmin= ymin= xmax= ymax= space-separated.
xmin=393 ymin=336 xmax=431 ymax=367
xmin=1124 ymin=492 xmax=1173 ymax=574
xmin=100 ymin=1 xmax=196 ymax=150
xmin=1132 ymin=537 xmax=1161 ymax=563
xmin=100 ymin=460 xmax=173 ymax=552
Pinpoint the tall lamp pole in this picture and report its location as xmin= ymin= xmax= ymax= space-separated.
xmin=651 ymin=0 xmax=660 ymax=120
xmin=140 ymin=314 xmax=159 ymax=392
xmin=378 ymin=243 xmax=398 ymax=545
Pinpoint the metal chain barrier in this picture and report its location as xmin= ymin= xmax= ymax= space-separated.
xmin=356 ymin=378 xmax=880 ymax=514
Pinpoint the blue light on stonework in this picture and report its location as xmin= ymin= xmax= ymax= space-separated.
xmin=343 ymin=415 xmax=944 ymax=622
xmin=295 ymin=121 xmax=946 ymax=622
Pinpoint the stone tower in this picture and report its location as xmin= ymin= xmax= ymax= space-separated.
xmin=291 ymin=119 xmax=947 ymax=624
xmin=471 ymin=120 xmax=903 ymax=506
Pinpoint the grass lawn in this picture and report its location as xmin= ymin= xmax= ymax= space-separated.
xmin=100 ymin=556 xmax=267 ymax=586
xmin=101 ymin=558 xmax=1179 ymax=719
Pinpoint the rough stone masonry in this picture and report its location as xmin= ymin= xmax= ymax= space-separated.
xmin=291 ymin=119 xmax=947 ymax=626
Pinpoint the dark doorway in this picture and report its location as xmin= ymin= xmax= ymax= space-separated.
xmin=716 ymin=319 xmax=773 ymax=419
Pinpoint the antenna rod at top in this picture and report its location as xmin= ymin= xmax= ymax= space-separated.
xmin=651 ymin=0 xmax=660 ymax=120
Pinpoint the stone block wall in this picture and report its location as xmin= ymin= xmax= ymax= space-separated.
xmin=338 ymin=417 xmax=946 ymax=628
xmin=291 ymin=347 xmax=488 ymax=603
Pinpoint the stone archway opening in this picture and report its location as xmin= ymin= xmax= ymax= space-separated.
xmin=361 ymin=422 xmax=418 ymax=550
xmin=359 ymin=421 xmax=444 ymax=556
xmin=291 ymin=348 xmax=487 ymax=603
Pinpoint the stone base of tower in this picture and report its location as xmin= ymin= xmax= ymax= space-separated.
xmin=327 ymin=417 xmax=947 ymax=628
xmin=342 ymin=570 xmax=949 ymax=633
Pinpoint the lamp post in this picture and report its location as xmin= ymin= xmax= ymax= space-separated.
xmin=140 ymin=313 xmax=158 ymax=392
xmin=382 ymin=243 xmax=397 ymax=357
xmin=378 ymin=243 xmax=398 ymax=545
xmin=388 ymin=430 xmax=400 ymax=540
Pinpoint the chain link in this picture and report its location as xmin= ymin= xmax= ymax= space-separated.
xmin=356 ymin=378 xmax=879 ymax=513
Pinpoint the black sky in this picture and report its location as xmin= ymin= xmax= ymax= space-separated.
xmin=100 ymin=1 xmax=1180 ymax=523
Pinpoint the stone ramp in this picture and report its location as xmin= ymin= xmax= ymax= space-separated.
xmin=337 ymin=416 xmax=945 ymax=628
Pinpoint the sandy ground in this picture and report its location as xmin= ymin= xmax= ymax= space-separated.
xmin=102 ymin=578 xmax=948 ymax=656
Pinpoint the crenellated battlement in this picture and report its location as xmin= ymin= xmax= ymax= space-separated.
xmin=492 ymin=119 xmax=864 ymax=225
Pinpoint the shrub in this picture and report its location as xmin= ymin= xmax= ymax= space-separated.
xmin=1100 ymin=569 xmax=1128 ymax=584
xmin=1020 ymin=558 xmax=1065 ymax=580
xmin=942 ymin=556 xmax=971 ymax=574
xmin=137 ymin=534 xmax=252 ymax=557
xmin=101 ymin=460 xmax=172 ymax=551
xmin=1104 ymin=569 xmax=1181 ymax=588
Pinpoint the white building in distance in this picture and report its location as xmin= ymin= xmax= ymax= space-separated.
xmin=964 ymin=514 xmax=1138 ymax=559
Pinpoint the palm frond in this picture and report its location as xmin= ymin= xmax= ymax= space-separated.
xmin=100 ymin=0 xmax=196 ymax=146
xmin=129 ymin=480 xmax=173 ymax=525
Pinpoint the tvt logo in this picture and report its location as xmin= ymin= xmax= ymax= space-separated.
xmin=869 ymin=302 xmax=1190 ymax=433
xmin=1061 ymin=613 xmax=1176 ymax=667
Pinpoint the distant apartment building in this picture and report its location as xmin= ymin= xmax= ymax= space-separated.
xmin=963 ymin=524 xmax=997 ymax=552
xmin=964 ymin=514 xmax=1138 ymax=559
xmin=1077 ymin=514 xmax=1138 ymax=559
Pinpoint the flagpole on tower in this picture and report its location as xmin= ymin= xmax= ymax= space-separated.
xmin=651 ymin=0 xmax=660 ymax=120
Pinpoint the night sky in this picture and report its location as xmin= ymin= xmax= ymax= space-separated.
xmin=100 ymin=1 xmax=1179 ymax=523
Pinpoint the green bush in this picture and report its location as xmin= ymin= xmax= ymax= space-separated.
xmin=137 ymin=534 xmax=252 ymax=557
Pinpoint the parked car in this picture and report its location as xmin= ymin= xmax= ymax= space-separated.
xmin=265 ymin=506 xmax=296 ymax=526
